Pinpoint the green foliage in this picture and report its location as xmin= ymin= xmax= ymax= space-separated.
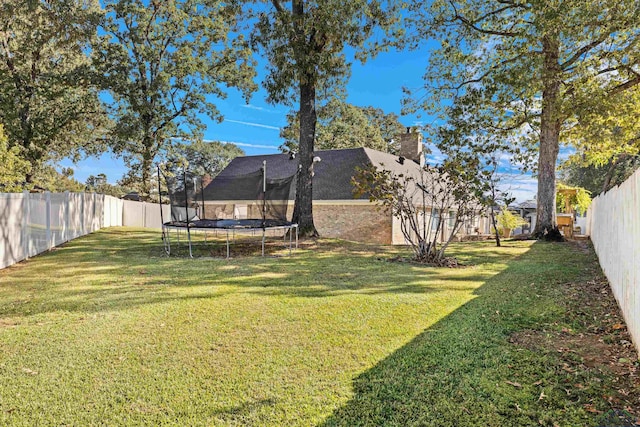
xmin=495 ymin=207 xmax=527 ymax=234
xmin=250 ymin=0 xmax=402 ymax=236
xmin=556 ymin=183 xmax=592 ymax=215
xmin=0 ymin=0 xmax=109 ymax=182
xmin=250 ymin=1 xmax=401 ymax=107
xmin=166 ymin=140 xmax=244 ymax=178
xmin=279 ymin=99 xmax=404 ymax=153
xmin=96 ymin=0 xmax=257 ymax=198
xmin=406 ymin=0 xmax=640 ymax=234
xmin=566 ymin=85 xmax=640 ymax=168
xmin=560 ymin=154 xmax=640 ymax=196
xmin=352 ymin=159 xmax=482 ymax=263
xmin=85 ymin=173 xmax=126 ymax=197
xmin=31 ymin=165 xmax=85 ymax=192
xmin=0 ymin=124 xmax=30 ymax=192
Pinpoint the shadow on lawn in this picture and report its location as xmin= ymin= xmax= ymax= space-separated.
xmin=318 ymin=241 xmax=617 ymax=427
xmin=0 ymin=229 xmax=504 ymax=318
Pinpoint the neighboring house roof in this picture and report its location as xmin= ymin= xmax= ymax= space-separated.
xmin=122 ymin=191 xmax=141 ymax=201
xmin=517 ymin=200 xmax=537 ymax=210
xmin=203 ymin=147 xmax=427 ymax=201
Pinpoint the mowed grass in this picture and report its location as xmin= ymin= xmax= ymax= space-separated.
xmin=0 ymin=228 xmax=631 ymax=426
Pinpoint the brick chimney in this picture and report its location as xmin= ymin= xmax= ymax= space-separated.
xmin=397 ymin=127 xmax=424 ymax=165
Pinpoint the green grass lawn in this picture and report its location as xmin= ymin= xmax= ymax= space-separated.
xmin=0 ymin=228 xmax=637 ymax=426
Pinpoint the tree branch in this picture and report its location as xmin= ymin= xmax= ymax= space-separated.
xmin=448 ymin=0 xmax=521 ymax=37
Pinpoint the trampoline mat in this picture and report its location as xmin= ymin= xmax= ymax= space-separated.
xmin=164 ymin=219 xmax=295 ymax=229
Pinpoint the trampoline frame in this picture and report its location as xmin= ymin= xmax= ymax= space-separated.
xmin=162 ymin=222 xmax=298 ymax=258
xmin=158 ymin=161 xmax=299 ymax=258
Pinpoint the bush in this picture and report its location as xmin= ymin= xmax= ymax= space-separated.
xmin=495 ymin=207 xmax=528 ymax=236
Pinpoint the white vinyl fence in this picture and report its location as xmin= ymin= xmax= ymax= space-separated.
xmin=0 ymin=192 xmax=172 ymax=270
xmin=0 ymin=192 xmax=122 ymax=269
xmin=588 ymin=167 xmax=640 ymax=352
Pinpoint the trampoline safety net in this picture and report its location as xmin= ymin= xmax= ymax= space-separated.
xmin=159 ymin=165 xmax=296 ymax=227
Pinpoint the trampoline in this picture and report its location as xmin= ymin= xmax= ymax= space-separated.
xmin=158 ymin=161 xmax=298 ymax=258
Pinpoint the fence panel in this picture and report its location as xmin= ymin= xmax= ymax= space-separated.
xmin=103 ymin=196 xmax=123 ymax=227
xmin=122 ymin=200 xmax=169 ymax=228
xmin=588 ymin=168 xmax=640 ymax=353
xmin=0 ymin=193 xmax=26 ymax=269
xmin=0 ymin=192 xmax=115 ymax=270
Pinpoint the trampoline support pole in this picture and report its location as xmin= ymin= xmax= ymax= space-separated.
xmin=262 ymin=229 xmax=265 ymax=257
xmin=187 ymin=228 xmax=193 ymax=258
xmin=163 ymin=225 xmax=172 ymax=255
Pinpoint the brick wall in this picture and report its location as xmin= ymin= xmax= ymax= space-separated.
xmin=313 ymin=202 xmax=392 ymax=244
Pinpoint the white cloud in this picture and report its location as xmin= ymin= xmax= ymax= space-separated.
xmin=240 ymin=104 xmax=280 ymax=114
xmin=215 ymin=140 xmax=280 ymax=150
xmin=498 ymin=173 xmax=538 ymax=203
xmin=224 ymin=119 xmax=280 ymax=131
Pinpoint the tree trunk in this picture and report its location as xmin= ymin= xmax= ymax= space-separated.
xmin=141 ymin=137 xmax=153 ymax=200
xmin=533 ymin=35 xmax=563 ymax=240
xmin=290 ymin=0 xmax=318 ymax=237
xmin=490 ymin=208 xmax=501 ymax=247
xmin=292 ymin=78 xmax=319 ymax=237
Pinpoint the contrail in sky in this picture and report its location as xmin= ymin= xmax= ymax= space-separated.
xmin=224 ymin=119 xmax=280 ymax=130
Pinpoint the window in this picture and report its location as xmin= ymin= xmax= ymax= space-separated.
xmin=431 ymin=209 xmax=440 ymax=231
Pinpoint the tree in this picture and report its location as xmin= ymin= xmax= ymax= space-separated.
xmin=31 ymin=165 xmax=85 ymax=192
xmin=559 ymin=155 xmax=640 ymax=197
xmin=474 ymin=156 xmax=516 ymax=247
xmin=360 ymin=106 xmax=406 ymax=154
xmin=0 ymin=124 xmax=30 ymax=192
xmin=166 ymin=140 xmax=244 ymax=178
xmin=0 ymin=0 xmax=108 ymax=183
xmin=85 ymin=173 xmax=125 ymax=197
xmin=406 ymin=0 xmax=640 ymax=239
xmin=279 ymin=99 xmax=404 ymax=153
xmin=96 ymin=0 xmax=256 ymax=199
xmin=353 ymin=158 xmax=482 ymax=265
xmin=251 ymin=0 xmax=401 ymax=237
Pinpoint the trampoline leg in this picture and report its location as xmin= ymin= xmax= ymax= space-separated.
xmin=289 ymin=227 xmax=292 ymax=256
xmin=163 ymin=226 xmax=171 ymax=256
xmin=226 ymin=230 xmax=230 ymax=259
xmin=296 ymin=226 xmax=299 ymax=249
xmin=187 ymin=228 xmax=193 ymax=258
xmin=262 ymin=229 xmax=266 ymax=257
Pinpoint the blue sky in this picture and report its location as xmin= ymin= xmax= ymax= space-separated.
xmin=62 ymin=37 xmax=540 ymax=202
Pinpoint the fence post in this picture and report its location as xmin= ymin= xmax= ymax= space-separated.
xmin=64 ymin=191 xmax=70 ymax=243
xmin=45 ymin=191 xmax=52 ymax=250
xmin=80 ymin=192 xmax=85 ymax=235
xmin=22 ymin=191 xmax=29 ymax=260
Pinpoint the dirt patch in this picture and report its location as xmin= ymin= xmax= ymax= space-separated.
xmin=509 ymin=250 xmax=640 ymax=422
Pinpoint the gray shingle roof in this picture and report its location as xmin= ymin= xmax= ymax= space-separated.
xmin=203 ymin=147 xmax=426 ymax=201
xmin=517 ymin=200 xmax=537 ymax=210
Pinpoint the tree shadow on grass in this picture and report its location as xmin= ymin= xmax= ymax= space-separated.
xmin=319 ymin=241 xmax=615 ymax=427
xmin=0 ymin=229 xmax=505 ymax=318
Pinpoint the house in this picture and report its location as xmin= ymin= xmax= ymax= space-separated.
xmin=202 ymin=131 xmax=492 ymax=244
